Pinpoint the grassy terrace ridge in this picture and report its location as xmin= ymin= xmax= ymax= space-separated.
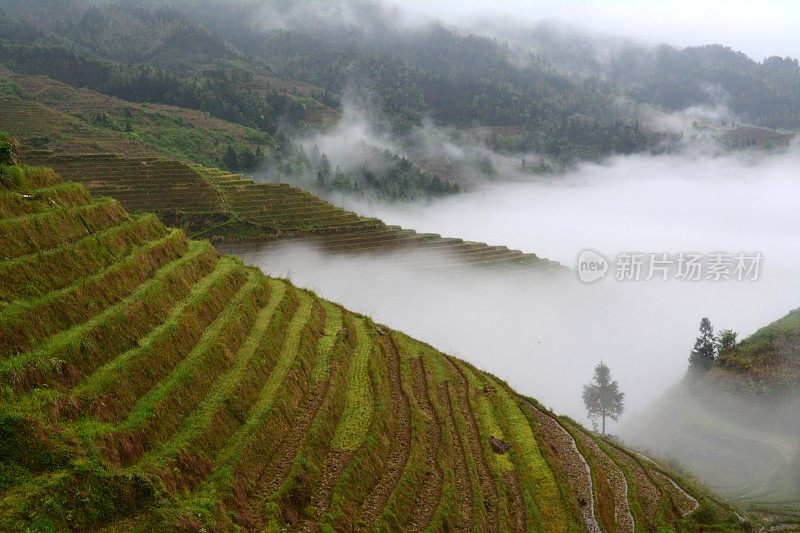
xmin=0 ymin=163 xmax=746 ymax=531
xmin=20 ymin=149 xmax=563 ymax=273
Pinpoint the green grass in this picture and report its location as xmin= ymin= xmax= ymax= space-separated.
xmin=1 ymin=229 xmax=184 ymax=323
xmin=0 ymin=214 xmax=166 ymax=301
xmin=0 ymin=240 xmax=215 ymax=386
xmin=0 ymin=197 xmax=128 ymax=259
xmin=486 ymin=375 xmax=570 ymax=532
xmin=721 ymin=307 xmax=800 ymax=366
xmin=137 ymin=278 xmax=287 ymax=467
xmin=115 ymin=272 xmax=261 ymax=432
xmin=0 ymin=166 xmax=746 ymax=531
xmin=70 ymin=252 xmax=234 ymax=402
xmin=457 ymin=363 xmax=514 ymax=472
xmin=213 ymin=289 xmax=314 ymax=469
xmin=0 ymin=182 xmax=89 ymax=217
xmin=331 ymin=318 xmax=375 ymax=451
xmin=0 ymin=165 xmax=59 ymax=190
xmin=311 ymin=302 xmax=344 ymax=382
xmin=0 ymin=229 xmax=188 ymax=361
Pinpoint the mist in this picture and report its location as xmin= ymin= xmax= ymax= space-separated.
xmin=391 ymin=0 xmax=800 ymax=61
xmin=623 ymin=380 xmax=800 ymax=499
xmin=238 ymin=147 xmax=800 ymax=432
xmin=292 ymin=99 xmax=553 ymax=192
xmin=248 ymin=0 xmax=800 ymax=61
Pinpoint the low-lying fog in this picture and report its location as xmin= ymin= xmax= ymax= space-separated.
xmin=250 ymin=148 xmax=800 ymax=430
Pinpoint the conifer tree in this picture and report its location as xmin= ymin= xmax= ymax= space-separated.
xmin=583 ymin=361 xmax=625 ymax=435
xmin=688 ymin=317 xmax=716 ymax=375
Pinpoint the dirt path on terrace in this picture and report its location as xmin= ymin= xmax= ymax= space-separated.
xmin=299 ymin=449 xmax=354 ymax=532
xmin=568 ymin=424 xmax=635 ymax=533
xmin=502 ymin=471 xmax=527 ymax=531
xmin=603 ymin=444 xmax=661 ymax=524
xmin=250 ymin=378 xmax=332 ymax=513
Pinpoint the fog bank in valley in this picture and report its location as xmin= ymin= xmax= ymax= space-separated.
xmin=249 ymin=148 xmax=800 ymax=431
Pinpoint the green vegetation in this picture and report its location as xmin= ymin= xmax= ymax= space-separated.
xmin=0 ymin=131 xmax=16 ymax=165
xmin=489 ymin=376 xmax=571 ymax=530
xmin=582 ymin=360 xmax=625 ymax=434
xmin=1 ymin=0 xmax=796 ymax=203
xmin=716 ymin=308 xmax=800 ymax=384
xmin=0 ymin=70 xmax=272 ymax=169
xmin=515 ymin=23 xmax=800 ymax=130
xmin=331 ymin=319 xmax=374 ymax=450
xmin=0 ymin=163 xmax=742 ymax=529
xmin=0 ymin=0 xmax=730 ymax=201
xmin=689 ymin=317 xmax=718 ymax=376
xmin=311 ymin=302 xmax=343 ymax=382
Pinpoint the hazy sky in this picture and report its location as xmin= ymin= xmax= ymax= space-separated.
xmin=392 ymin=0 xmax=800 ymax=61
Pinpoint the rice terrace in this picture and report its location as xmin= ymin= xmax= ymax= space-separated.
xmin=1 ymin=0 xmax=799 ymax=531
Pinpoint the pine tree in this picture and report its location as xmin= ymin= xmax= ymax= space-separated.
xmin=582 ymin=361 xmax=625 ymax=435
xmin=688 ymin=317 xmax=716 ymax=375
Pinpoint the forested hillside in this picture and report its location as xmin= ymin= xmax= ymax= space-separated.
xmin=516 ymin=21 xmax=800 ymax=130
xmin=0 ymin=0 xmax=663 ymax=200
xmin=2 ymin=0 xmax=795 ymax=201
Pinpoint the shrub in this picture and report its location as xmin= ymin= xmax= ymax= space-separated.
xmin=0 ymin=165 xmax=24 ymax=189
xmin=0 ymin=132 xmax=18 ymax=165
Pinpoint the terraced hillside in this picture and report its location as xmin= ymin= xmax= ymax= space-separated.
xmin=0 ymin=69 xmax=273 ymax=167
xmin=0 ymin=164 xmax=743 ymax=530
xmin=23 ymin=151 xmax=560 ymax=272
xmin=0 ymin=93 xmax=163 ymax=158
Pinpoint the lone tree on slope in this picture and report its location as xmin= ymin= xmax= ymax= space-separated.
xmin=688 ymin=317 xmax=716 ymax=376
xmin=583 ymin=361 xmax=625 ymax=435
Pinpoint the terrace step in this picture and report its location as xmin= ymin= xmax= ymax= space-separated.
xmin=0 ymin=183 xmax=90 ymax=218
xmin=0 ymin=214 xmax=167 ymax=302
xmin=0 ymin=229 xmax=188 ymax=358
xmin=0 ymin=199 xmax=129 ymax=259
xmin=0 ymin=239 xmax=219 ymax=391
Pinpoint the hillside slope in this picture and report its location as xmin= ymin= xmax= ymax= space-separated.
xmin=0 ymin=71 xmax=272 ymax=168
xmin=18 ymin=148 xmax=560 ymax=273
xmin=623 ymin=310 xmax=800 ymax=527
xmin=0 ymin=164 xmax=742 ymax=530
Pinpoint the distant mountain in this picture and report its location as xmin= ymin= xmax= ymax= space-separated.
xmin=501 ymin=20 xmax=800 ymax=130
xmin=0 ymin=0 xmax=658 ymax=156
xmin=1 ymin=0 xmax=797 ymax=200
